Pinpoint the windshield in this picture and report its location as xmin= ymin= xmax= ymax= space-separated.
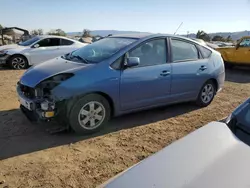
xmin=63 ymin=37 xmax=137 ymax=63
xmin=18 ymin=36 xmax=41 ymax=46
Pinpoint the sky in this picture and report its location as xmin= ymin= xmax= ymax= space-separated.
xmin=1 ymin=0 xmax=250 ymax=34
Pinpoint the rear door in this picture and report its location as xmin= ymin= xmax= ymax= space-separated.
xmin=120 ymin=38 xmax=172 ymax=111
xmin=30 ymin=38 xmax=62 ymax=65
xmin=170 ymin=38 xmax=211 ymax=101
xmin=60 ymin=39 xmax=80 ymax=54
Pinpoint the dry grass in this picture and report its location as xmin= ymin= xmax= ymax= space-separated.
xmin=0 ymin=67 xmax=249 ymax=188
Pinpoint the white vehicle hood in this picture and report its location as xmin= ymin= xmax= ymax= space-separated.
xmin=100 ymin=122 xmax=250 ymax=188
xmin=0 ymin=44 xmax=27 ymax=53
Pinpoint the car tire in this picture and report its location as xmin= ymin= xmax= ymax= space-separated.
xmin=9 ymin=55 xmax=28 ymax=69
xmin=196 ymin=80 xmax=216 ymax=107
xmin=68 ymin=94 xmax=111 ymax=134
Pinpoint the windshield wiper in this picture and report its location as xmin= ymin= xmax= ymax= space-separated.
xmin=71 ymin=54 xmax=90 ymax=64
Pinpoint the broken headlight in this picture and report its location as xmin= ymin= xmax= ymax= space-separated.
xmin=36 ymin=73 xmax=74 ymax=97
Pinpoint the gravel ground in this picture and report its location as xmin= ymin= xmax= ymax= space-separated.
xmin=0 ymin=67 xmax=249 ymax=188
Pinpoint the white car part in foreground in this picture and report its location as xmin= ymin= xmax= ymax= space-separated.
xmin=100 ymin=122 xmax=250 ymax=188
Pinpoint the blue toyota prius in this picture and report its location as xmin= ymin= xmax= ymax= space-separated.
xmin=17 ymin=34 xmax=225 ymax=134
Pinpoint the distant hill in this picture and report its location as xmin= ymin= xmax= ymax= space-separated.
xmin=67 ymin=30 xmax=250 ymax=41
xmin=187 ymin=30 xmax=250 ymax=40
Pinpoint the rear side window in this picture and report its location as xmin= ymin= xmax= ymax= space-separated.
xmin=37 ymin=38 xmax=60 ymax=47
xmin=61 ymin=39 xmax=74 ymax=46
xmin=198 ymin=45 xmax=212 ymax=58
xmin=171 ymin=39 xmax=199 ymax=62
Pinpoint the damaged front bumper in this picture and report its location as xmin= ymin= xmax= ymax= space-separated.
xmin=17 ymin=83 xmax=57 ymax=122
xmin=0 ymin=54 xmax=10 ymax=65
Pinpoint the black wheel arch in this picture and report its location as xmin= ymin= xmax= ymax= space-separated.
xmin=65 ymin=91 xmax=115 ymax=119
xmin=7 ymin=54 xmax=29 ymax=65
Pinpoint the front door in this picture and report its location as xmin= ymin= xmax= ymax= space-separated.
xmin=234 ymin=38 xmax=250 ymax=64
xmin=170 ymin=38 xmax=210 ymax=101
xmin=30 ymin=38 xmax=62 ymax=65
xmin=120 ymin=38 xmax=171 ymax=111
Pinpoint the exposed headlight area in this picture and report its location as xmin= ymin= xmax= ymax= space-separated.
xmin=17 ymin=73 xmax=74 ymax=121
xmin=35 ymin=73 xmax=74 ymax=98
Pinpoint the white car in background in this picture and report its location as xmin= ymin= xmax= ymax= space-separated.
xmin=0 ymin=35 xmax=86 ymax=69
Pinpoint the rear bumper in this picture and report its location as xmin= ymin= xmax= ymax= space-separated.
xmin=216 ymin=71 xmax=225 ymax=93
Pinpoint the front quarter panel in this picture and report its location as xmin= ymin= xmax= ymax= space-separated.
xmin=6 ymin=47 xmax=32 ymax=63
xmin=51 ymin=62 xmax=121 ymax=113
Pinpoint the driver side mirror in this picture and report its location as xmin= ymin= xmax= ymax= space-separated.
xmin=33 ymin=44 xmax=40 ymax=48
xmin=125 ymin=57 xmax=140 ymax=68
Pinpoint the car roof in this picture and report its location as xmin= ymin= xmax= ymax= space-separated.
xmin=35 ymin=35 xmax=81 ymax=43
xmin=110 ymin=34 xmax=203 ymax=44
xmin=38 ymin=35 xmax=67 ymax=39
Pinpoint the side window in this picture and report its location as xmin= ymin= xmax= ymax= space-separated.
xmin=37 ymin=38 xmax=60 ymax=47
xmin=110 ymin=56 xmax=124 ymax=70
xmin=128 ymin=39 xmax=167 ymax=67
xmin=239 ymin=38 xmax=250 ymax=47
xmin=61 ymin=39 xmax=74 ymax=46
xmin=171 ymin=39 xmax=199 ymax=62
xmin=197 ymin=45 xmax=212 ymax=58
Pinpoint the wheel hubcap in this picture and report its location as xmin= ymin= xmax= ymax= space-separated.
xmin=12 ymin=57 xmax=26 ymax=69
xmin=201 ymin=84 xmax=214 ymax=104
xmin=78 ymin=101 xmax=105 ymax=130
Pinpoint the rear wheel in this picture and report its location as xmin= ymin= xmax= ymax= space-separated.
xmin=68 ymin=94 xmax=111 ymax=134
xmin=9 ymin=55 xmax=28 ymax=69
xmin=196 ymin=80 xmax=216 ymax=107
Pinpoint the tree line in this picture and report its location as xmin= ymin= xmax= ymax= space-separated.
xmin=0 ymin=24 xmax=92 ymax=38
xmin=0 ymin=24 xmax=233 ymax=42
xmin=196 ymin=30 xmax=233 ymax=42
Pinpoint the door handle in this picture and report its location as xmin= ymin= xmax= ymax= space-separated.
xmin=160 ymin=70 xmax=171 ymax=76
xmin=199 ymin=66 xmax=207 ymax=71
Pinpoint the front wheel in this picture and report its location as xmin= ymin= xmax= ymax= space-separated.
xmin=196 ymin=81 xmax=216 ymax=107
xmin=68 ymin=94 xmax=111 ymax=134
xmin=9 ymin=55 xmax=28 ymax=69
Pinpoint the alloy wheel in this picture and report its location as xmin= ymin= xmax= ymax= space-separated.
xmin=12 ymin=57 xmax=26 ymax=69
xmin=78 ymin=101 xmax=106 ymax=130
xmin=201 ymin=84 xmax=214 ymax=104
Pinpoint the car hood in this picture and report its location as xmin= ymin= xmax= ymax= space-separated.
xmin=0 ymin=44 xmax=27 ymax=51
xmin=20 ymin=57 xmax=89 ymax=87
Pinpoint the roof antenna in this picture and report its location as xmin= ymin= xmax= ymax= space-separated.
xmin=174 ymin=22 xmax=183 ymax=35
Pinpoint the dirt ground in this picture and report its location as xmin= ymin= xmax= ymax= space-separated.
xmin=0 ymin=67 xmax=249 ymax=188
